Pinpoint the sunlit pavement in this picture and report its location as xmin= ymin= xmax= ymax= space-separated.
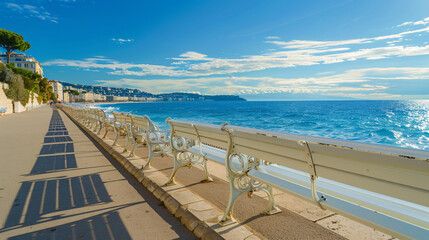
xmin=0 ymin=106 xmax=195 ymax=239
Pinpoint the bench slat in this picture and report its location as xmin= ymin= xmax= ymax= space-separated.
xmin=234 ymin=144 xmax=309 ymax=173
xmin=131 ymin=116 xmax=149 ymax=130
xmin=308 ymin=142 xmax=428 ymax=173
xmin=233 ymin=136 xmax=307 ymax=163
xmin=173 ymin=125 xmax=197 ymax=134
xmin=316 ymin=165 xmax=429 ymax=207
xmin=248 ymin=167 xmax=429 ymax=240
xmin=312 ymin=152 xmax=429 ymax=192
xmin=174 ymin=129 xmax=198 ymax=141
xmin=188 ymin=145 xmax=226 ymax=164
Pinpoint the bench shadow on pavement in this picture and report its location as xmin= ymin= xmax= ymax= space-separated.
xmin=8 ymin=210 xmax=131 ymax=240
xmin=1 ymin=109 xmax=132 ymax=240
xmin=30 ymin=109 xmax=76 ymax=174
xmin=70 ymin=109 xmax=196 ymax=239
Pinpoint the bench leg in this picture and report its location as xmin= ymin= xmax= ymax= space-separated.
xmin=112 ymin=128 xmax=120 ymax=146
xmin=123 ymin=133 xmax=131 ymax=152
xmin=199 ymin=159 xmax=213 ymax=183
xmin=142 ymin=144 xmax=156 ymax=169
xmin=97 ymin=123 xmax=103 ymax=135
xmin=97 ymin=122 xmax=104 ymax=135
xmin=261 ymin=185 xmax=282 ymax=215
xmin=102 ymin=127 xmax=109 ymax=139
xmin=219 ymin=182 xmax=245 ymax=226
xmin=129 ymin=142 xmax=137 ymax=157
xmin=165 ymin=154 xmax=185 ymax=185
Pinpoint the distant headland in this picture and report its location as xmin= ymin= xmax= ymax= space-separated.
xmin=60 ymin=81 xmax=246 ymax=103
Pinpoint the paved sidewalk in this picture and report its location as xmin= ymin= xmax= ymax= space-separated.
xmin=0 ymin=106 xmax=195 ymax=239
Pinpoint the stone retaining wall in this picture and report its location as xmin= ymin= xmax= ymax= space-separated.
xmin=0 ymin=82 xmax=43 ymax=114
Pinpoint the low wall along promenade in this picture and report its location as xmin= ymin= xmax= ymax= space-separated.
xmin=0 ymin=82 xmax=43 ymax=114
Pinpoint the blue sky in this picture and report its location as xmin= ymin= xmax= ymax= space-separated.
xmin=1 ymin=0 xmax=429 ymax=100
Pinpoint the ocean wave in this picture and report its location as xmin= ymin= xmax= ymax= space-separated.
xmin=100 ymin=106 xmax=119 ymax=112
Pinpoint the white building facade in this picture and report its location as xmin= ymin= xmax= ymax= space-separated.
xmin=48 ymin=80 xmax=64 ymax=101
xmin=0 ymin=52 xmax=44 ymax=77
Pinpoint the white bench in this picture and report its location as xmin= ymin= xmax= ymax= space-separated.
xmin=128 ymin=114 xmax=171 ymax=165
xmin=111 ymin=112 xmax=133 ymax=152
xmin=81 ymin=108 xmax=92 ymax=127
xmin=90 ymin=109 xmax=114 ymax=138
xmin=219 ymin=124 xmax=429 ymax=239
xmin=89 ymin=108 xmax=101 ymax=131
xmin=165 ymin=118 xmax=229 ymax=185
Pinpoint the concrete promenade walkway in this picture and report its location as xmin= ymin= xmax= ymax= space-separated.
xmin=0 ymin=106 xmax=195 ymax=239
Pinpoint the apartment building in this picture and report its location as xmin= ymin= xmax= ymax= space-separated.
xmin=48 ymin=80 xmax=64 ymax=101
xmin=94 ymin=93 xmax=106 ymax=102
xmin=0 ymin=52 xmax=44 ymax=77
xmin=78 ymin=91 xmax=95 ymax=102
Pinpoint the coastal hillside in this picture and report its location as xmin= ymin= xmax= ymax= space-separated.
xmin=59 ymin=81 xmax=246 ymax=101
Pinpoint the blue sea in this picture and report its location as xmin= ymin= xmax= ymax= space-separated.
xmin=95 ymin=100 xmax=429 ymax=151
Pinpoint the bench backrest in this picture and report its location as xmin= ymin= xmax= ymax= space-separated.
xmin=167 ymin=119 xmax=229 ymax=150
xmin=96 ymin=109 xmax=109 ymax=123
xmin=129 ymin=115 xmax=149 ymax=134
xmin=226 ymin=125 xmax=429 ymax=207
xmin=84 ymin=108 xmax=92 ymax=120
xmin=112 ymin=112 xmax=131 ymax=129
xmin=145 ymin=115 xmax=160 ymax=132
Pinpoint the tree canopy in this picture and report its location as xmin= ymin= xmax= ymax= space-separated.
xmin=64 ymin=89 xmax=80 ymax=95
xmin=0 ymin=29 xmax=31 ymax=63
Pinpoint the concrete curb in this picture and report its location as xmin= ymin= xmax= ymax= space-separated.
xmin=60 ymin=109 xmax=224 ymax=240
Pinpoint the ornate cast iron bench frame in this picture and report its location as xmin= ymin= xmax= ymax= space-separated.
xmin=165 ymin=118 xmax=230 ymax=185
xmin=111 ymin=112 xmax=133 ymax=152
xmin=219 ymin=124 xmax=429 ymax=240
xmin=128 ymin=114 xmax=171 ymax=164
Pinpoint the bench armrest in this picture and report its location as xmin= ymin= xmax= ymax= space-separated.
xmin=148 ymin=130 xmax=171 ymax=144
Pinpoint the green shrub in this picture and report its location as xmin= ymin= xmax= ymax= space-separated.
xmin=6 ymin=63 xmax=41 ymax=93
xmin=50 ymin=91 xmax=57 ymax=101
xmin=3 ymin=73 xmax=29 ymax=106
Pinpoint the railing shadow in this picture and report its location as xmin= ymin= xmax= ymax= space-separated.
xmin=30 ymin=109 xmax=77 ymax=174
xmin=2 ymin=109 xmax=132 ymax=239
xmin=8 ymin=210 xmax=131 ymax=240
xmin=3 ymin=173 xmax=112 ymax=229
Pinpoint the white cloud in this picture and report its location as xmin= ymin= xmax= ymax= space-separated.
xmin=171 ymin=51 xmax=212 ymax=61
xmin=42 ymin=57 xmax=191 ymax=76
xmin=112 ymin=38 xmax=134 ymax=44
xmin=171 ymin=44 xmax=429 ymax=76
xmin=43 ymin=19 xmax=429 ymax=80
xmin=397 ymin=22 xmax=413 ymax=27
xmin=317 ymin=71 xmax=335 ymax=76
xmin=267 ymin=39 xmax=373 ymax=49
xmin=5 ymin=3 xmax=59 ymax=23
xmin=324 ymin=92 xmax=401 ymax=100
xmin=6 ymin=3 xmax=22 ymax=11
xmin=396 ymin=16 xmax=429 ymax=27
xmin=266 ymin=36 xmax=280 ymax=40
xmin=267 ymin=26 xmax=429 ymax=49
xmin=95 ymin=67 xmax=429 ymax=99
xmin=43 ymin=42 xmax=429 ymax=77
xmin=387 ymin=38 xmax=403 ymax=44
